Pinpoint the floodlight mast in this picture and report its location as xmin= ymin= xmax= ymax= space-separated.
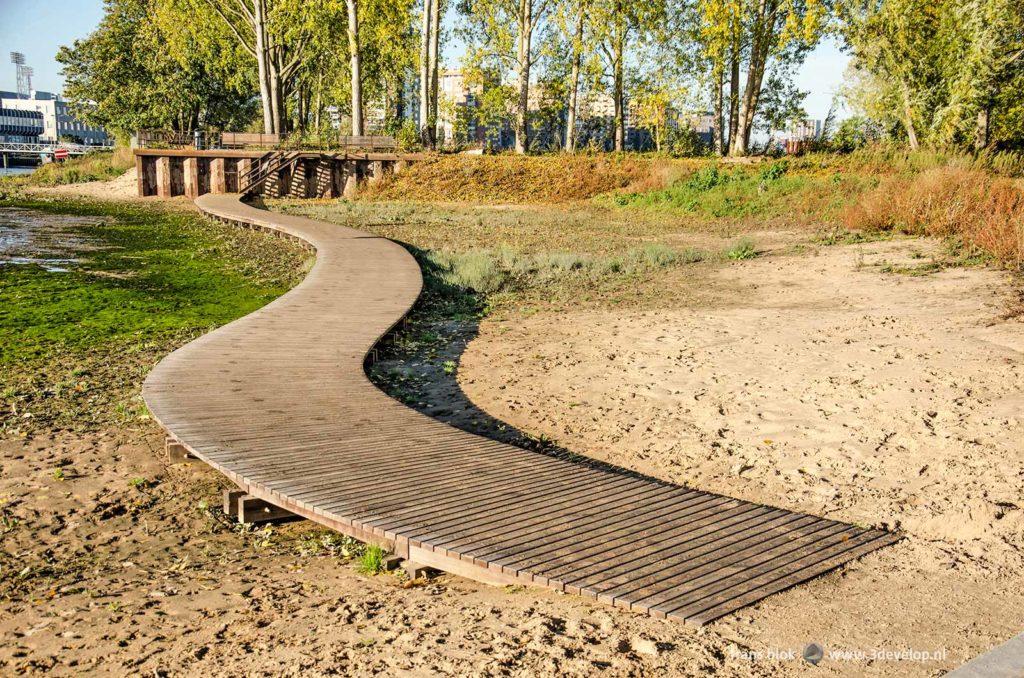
xmin=10 ymin=52 xmax=30 ymax=98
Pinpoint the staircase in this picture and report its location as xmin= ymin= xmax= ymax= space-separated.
xmin=238 ymin=151 xmax=302 ymax=196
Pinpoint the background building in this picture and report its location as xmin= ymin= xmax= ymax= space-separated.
xmin=0 ymin=90 xmax=109 ymax=144
xmin=0 ymin=101 xmax=43 ymax=142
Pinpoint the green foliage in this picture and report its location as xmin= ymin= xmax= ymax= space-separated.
xmin=26 ymin=148 xmax=135 ymax=186
xmin=726 ymin=237 xmax=758 ymax=260
xmin=356 ymin=545 xmax=387 ymax=575
xmin=830 ymin=116 xmax=878 ymax=153
xmin=607 ymin=162 xmax=809 ymax=218
xmin=57 ymin=0 xmax=256 ymax=138
xmin=839 ymin=0 xmax=1024 ymax=151
xmin=664 ymin=126 xmax=712 ymax=158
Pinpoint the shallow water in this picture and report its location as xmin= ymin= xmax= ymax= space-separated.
xmin=0 ymin=167 xmax=35 ymax=177
xmin=0 ymin=207 xmax=107 ymax=272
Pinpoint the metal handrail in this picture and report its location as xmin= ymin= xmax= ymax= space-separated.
xmin=0 ymin=141 xmax=113 ymax=154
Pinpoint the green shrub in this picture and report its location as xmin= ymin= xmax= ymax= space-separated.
xmin=727 ymin=238 xmax=758 ymax=260
xmin=357 ymin=545 xmax=387 ymax=575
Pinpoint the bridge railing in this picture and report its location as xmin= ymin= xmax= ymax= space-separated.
xmin=0 ymin=141 xmax=113 ymax=155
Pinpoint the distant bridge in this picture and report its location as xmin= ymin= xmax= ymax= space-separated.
xmin=0 ymin=141 xmax=114 ymax=157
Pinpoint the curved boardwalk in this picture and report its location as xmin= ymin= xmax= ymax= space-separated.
xmin=143 ymin=194 xmax=897 ymax=625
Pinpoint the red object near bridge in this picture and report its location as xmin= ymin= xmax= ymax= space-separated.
xmin=53 ymin=148 xmax=69 ymax=161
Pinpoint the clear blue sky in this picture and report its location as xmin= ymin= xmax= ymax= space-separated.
xmin=0 ymin=0 xmax=849 ymax=120
xmin=0 ymin=0 xmax=105 ymax=94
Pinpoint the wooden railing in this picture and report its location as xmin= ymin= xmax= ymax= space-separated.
xmin=136 ymin=129 xmax=399 ymax=153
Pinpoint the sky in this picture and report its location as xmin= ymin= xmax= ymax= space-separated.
xmin=0 ymin=0 xmax=850 ymax=121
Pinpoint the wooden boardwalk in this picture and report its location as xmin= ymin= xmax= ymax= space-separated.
xmin=143 ymin=194 xmax=897 ymax=625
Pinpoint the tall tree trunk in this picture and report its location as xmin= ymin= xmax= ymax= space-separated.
xmin=253 ymin=0 xmax=275 ymax=134
xmin=429 ymin=0 xmax=441 ymax=147
xmin=347 ymin=0 xmax=363 ymax=135
xmin=392 ymin=73 xmax=405 ymax=123
xmin=272 ymin=67 xmax=285 ymax=134
xmin=612 ymin=36 xmax=625 ymax=152
xmin=900 ymin=84 xmax=919 ymax=151
xmin=727 ymin=45 xmax=740 ymax=149
xmin=565 ymin=6 xmax=584 ymax=152
xmin=712 ymin=67 xmax=724 ymax=156
xmin=514 ymin=0 xmax=533 ymax=154
xmin=314 ymin=69 xmax=324 ymax=137
xmin=729 ymin=23 xmax=769 ymax=157
xmin=419 ymin=0 xmax=432 ymax=144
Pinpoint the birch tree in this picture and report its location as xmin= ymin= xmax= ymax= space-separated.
xmin=460 ymin=0 xmax=553 ymax=153
xmin=713 ymin=0 xmax=824 ymax=156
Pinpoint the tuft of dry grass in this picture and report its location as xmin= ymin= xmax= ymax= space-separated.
xmin=363 ymin=153 xmax=654 ymax=203
xmin=842 ymin=166 xmax=1024 ymax=269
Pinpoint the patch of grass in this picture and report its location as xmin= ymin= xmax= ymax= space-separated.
xmin=726 ymin=238 xmax=758 ymax=261
xmin=419 ymin=243 xmax=697 ymax=299
xmin=0 ymin=197 xmax=311 ymax=435
xmin=294 ymin=530 xmax=363 ymax=559
xmin=880 ymin=260 xmax=945 ymax=276
xmin=356 ymin=545 xmax=387 ymax=575
xmin=25 ymin=147 xmax=134 ymax=186
xmin=600 ymin=160 xmax=826 ymax=219
xmin=815 ymin=226 xmax=890 ymax=246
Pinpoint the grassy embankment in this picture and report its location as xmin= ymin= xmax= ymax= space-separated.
xmin=0 ymin=198 xmax=311 ymax=436
xmin=2 ymin=147 xmax=135 ymax=191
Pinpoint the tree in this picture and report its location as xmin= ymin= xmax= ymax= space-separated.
xmin=560 ymin=0 xmax=589 ymax=151
xmin=459 ymin=0 xmax=554 ymax=153
xmin=839 ymin=0 xmax=1023 ymax=150
xmin=839 ymin=0 xmax=943 ymax=150
xmin=57 ymin=0 xmax=254 ymax=140
xmin=592 ymin=0 xmax=666 ymax=151
xmin=694 ymin=0 xmax=742 ymax=154
xmin=347 ymin=0 xmax=364 ymax=135
xmin=192 ymin=0 xmax=319 ymax=134
xmin=720 ymin=0 xmax=823 ymax=154
xmin=938 ymin=0 xmax=1024 ymax=149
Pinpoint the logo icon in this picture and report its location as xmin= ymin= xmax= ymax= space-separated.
xmin=803 ymin=643 xmax=825 ymax=665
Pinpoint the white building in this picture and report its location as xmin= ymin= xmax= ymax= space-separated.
xmin=0 ymin=90 xmax=109 ymax=144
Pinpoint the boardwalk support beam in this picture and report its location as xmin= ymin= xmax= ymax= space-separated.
xmin=166 ymin=438 xmax=195 ymax=464
xmin=237 ymin=495 xmax=298 ymax=524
